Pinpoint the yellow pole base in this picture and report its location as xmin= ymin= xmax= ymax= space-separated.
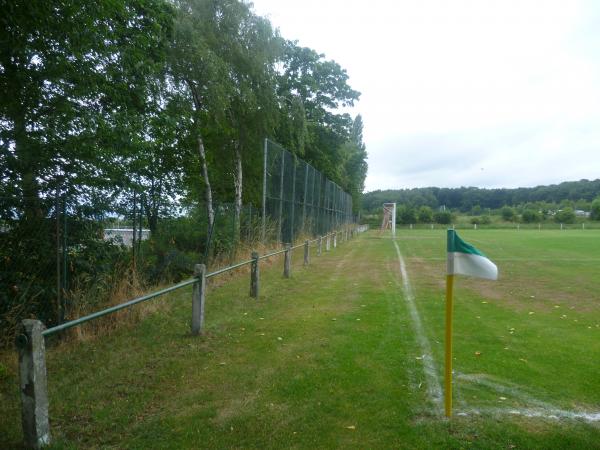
xmin=444 ymin=274 xmax=454 ymax=418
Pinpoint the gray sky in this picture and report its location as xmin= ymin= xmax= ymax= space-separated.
xmin=250 ymin=0 xmax=600 ymax=192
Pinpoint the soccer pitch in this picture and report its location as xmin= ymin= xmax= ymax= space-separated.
xmin=394 ymin=228 xmax=600 ymax=421
xmin=1 ymin=228 xmax=599 ymax=448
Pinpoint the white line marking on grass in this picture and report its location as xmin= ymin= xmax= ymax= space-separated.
xmin=460 ymin=407 xmax=600 ymax=422
xmin=394 ymin=239 xmax=600 ymax=423
xmin=455 ymin=372 xmax=555 ymax=409
xmin=456 ymin=372 xmax=600 ymax=422
xmin=394 ymin=242 xmax=600 ymax=423
xmin=393 ymin=240 xmax=443 ymax=413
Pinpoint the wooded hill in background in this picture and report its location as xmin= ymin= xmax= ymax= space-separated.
xmin=362 ymin=179 xmax=600 ymax=213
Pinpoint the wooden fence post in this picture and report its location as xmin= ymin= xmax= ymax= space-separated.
xmin=284 ymin=244 xmax=291 ymax=278
xmin=18 ymin=319 xmax=51 ymax=449
xmin=250 ymin=251 xmax=259 ymax=298
xmin=333 ymin=232 xmax=337 ymax=248
xmin=318 ymin=236 xmax=322 ymax=256
xmin=304 ymin=240 xmax=309 ymax=266
xmin=192 ymin=263 xmax=206 ymax=335
xmin=326 ymin=235 xmax=330 ymax=251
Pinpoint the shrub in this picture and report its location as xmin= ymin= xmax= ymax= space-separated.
xmin=555 ymin=207 xmax=576 ymax=224
xmin=591 ymin=197 xmax=600 ymax=220
xmin=434 ymin=211 xmax=452 ymax=224
xmin=501 ymin=206 xmax=515 ymax=221
xmin=417 ymin=206 xmax=433 ymax=223
xmin=521 ymin=209 xmax=541 ymax=223
xmin=397 ymin=205 xmax=416 ymax=225
xmin=471 ymin=205 xmax=482 ymax=216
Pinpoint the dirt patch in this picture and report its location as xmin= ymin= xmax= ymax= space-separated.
xmin=213 ymin=390 xmax=261 ymax=424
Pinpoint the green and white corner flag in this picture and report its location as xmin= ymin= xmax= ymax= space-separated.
xmin=444 ymin=229 xmax=497 ymax=417
xmin=447 ymin=229 xmax=498 ymax=280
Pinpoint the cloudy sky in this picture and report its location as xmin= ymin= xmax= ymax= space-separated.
xmin=250 ymin=0 xmax=600 ymax=192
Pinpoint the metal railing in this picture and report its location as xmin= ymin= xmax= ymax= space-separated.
xmin=15 ymin=225 xmax=369 ymax=449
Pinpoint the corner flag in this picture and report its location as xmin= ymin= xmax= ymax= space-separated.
xmin=447 ymin=229 xmax=498 ymax=280
xmin=445 ymin=229 xmax=498 ymax=418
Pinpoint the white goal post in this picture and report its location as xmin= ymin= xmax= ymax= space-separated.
xmin=381 ymin=203 xmax=396 ymax=237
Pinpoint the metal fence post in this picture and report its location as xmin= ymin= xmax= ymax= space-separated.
xmin=304 ymin=240 xmax=309 ymax=266
xmin=250 ymin=251 xmax=260 ymax=298
xmin=283 ymin=244 xmax=291 ymax=278
xmin=277 ymin=149 xmax=285 ymax=244
xmin=192 ymin=264 xmax=206 ymax=335
xmin=318 ymin=236 xmax=322 ymax=256
xmin=302 ymin=163 xmax=308 ymax=234
xmin=261 ymin=138 xmax=268 ymax=243
xmin=17 ymin=319 xmax=51 ymax=449
xmin=290 ymin=155 xmax=296 ymax=244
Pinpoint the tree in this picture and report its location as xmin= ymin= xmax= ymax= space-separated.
xmin=521 ymin=209 xmax=541 ymax=223
xmin=417 ymin=206 xmax=433 ymax=223
xmin=397 ymin=205 xmax=416 ymax=225
xmin=169 ymin=0 xmax=234 ymax=231
xmin=591 ymin=197 xmax=600 ymax=220
xmin=218 ymin=4 xmax=280 ymax=241
xmin=339 ymin=115 xmax=368 ymax=213
xmin=434 ymin=211 xmax=452 ymax=224
xmin=501 ymin=206 xmax=515 ymax=221
xmin=275 ymin=41 xmax=360 ymax=187
xmin=0 ymin=0 xmax=173 ymax=218
xmin=555 ymin=207 xmax=576 ymax=224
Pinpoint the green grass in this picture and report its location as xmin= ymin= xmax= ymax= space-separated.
xmin=1 ymin=230 xmax=599 ymax=448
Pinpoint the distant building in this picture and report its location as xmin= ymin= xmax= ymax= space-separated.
xmin=103 ymin=228 xmax=150 ymax=247
xmin=575 ymin=210 xmax=590 ymax=218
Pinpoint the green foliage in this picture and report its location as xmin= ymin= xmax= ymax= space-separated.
xmin=521 ymin=209 xmax=541 ymax=223
xmin=480 ymin=215 xmax=491 ymax=225
xmin=0 ymin=0 xmax=366 ymax=343
xmin=362 ymin=179 xmax=600 ymax=213
xmin=555 ymin=207 xmax=576 ymax=224
xmin=434 ymin=211 xmax=452 ymax=224
xmin=417 ymin=206 xmax=433 ymax=223
xmin=396 ymin=205 xmax=416 ymax=225
xmin=501 ymin=206 xmax=515 ymax=221
xmin=591 ymin=197 xmax=600 ymax=220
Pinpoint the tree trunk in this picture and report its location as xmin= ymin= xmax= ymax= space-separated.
xmin=197 ymin=134 xmax=214 ymax=231
xmin=144 ymin=178 xmax=159 ymax=235
xmin=185 ymin=80 xmax=214 ymax=236
xmin=233 ymin=141 xmax=243 ymax=244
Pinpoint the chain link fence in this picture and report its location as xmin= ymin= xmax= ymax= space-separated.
xmin=0 ymin=193 xmax=261 ymax=345
xmin=1 ymin=138 xmax=353 ymax=346
xmin=262 ymin=139 xmax=353 ymax=244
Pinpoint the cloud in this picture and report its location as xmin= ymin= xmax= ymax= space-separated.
xmin=365 ymin=121 xmax=600 ymax=191
xmin=251 ymin=0 xmax=600 ymax=191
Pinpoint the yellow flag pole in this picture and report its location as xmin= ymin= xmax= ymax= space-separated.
xmin=444 ymin=273 xmax=455 ymax=418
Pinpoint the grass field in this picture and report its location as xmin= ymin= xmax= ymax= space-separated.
xmin=1 ymin=229 xmax=599 ymax=448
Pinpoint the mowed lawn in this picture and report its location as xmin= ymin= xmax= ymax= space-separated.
xmin=1 ymin=230 xmax=599 ymax=448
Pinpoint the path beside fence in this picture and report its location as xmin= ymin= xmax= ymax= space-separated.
xmin=15 ymin=225 xmax=369 ymax=449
